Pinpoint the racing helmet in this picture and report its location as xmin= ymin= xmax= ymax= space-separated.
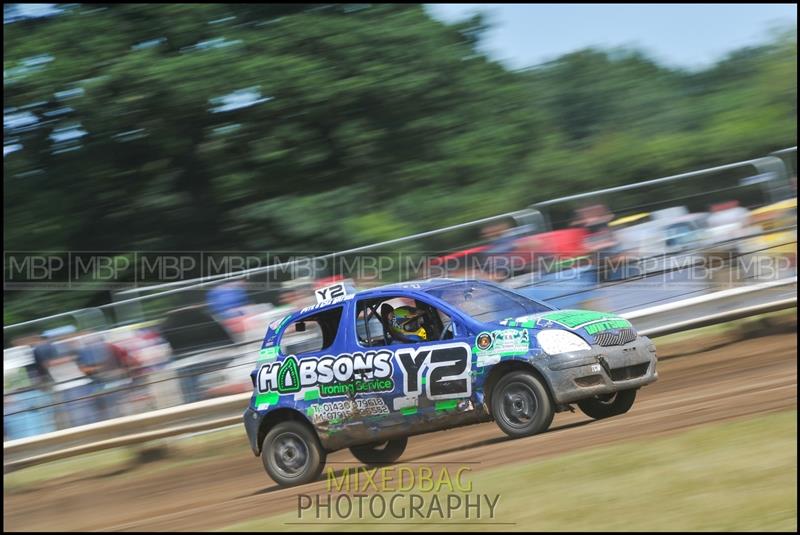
xmin=389 ymin=305 xmax=428 ymax=342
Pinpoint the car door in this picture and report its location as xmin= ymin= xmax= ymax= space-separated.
xmin=352 ymin=294 xmax=475 ymax=427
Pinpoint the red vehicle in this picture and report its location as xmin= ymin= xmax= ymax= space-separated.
xmin=428 ymin=204 xmax=622 ymax=280
xmin=428 ymin=226 xmax=590 ymax=280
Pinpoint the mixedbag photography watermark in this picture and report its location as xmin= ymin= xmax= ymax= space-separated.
xmin=294 ymin=464 xmax=502 ymax=523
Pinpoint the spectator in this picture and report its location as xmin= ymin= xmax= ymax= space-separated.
xmin=76 ymin=331 xmax=127 ymax=422
xmin=3 ymin=337 xmax=57 ymax=439
xmin=34 ymin=328 xmax=96 ymax=429
xmin=32 ymin=334 xmax=58 ymax=384
xmin=572 ymin=203 xmax=623 ymax=283
xmin=279 ymin=277 xmax=316 ymax=309
xmin=115 ymin=328 xmax=172 ymax=412
xmin=572 ymin=204 xmax=618 ymax=252
xmin=206 ymin=280 xmax=250 ymax=319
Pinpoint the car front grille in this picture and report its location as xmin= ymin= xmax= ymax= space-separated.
xmin=593 ymin=328 xmax=637 ymax=347
xmin=609 ymin=362 xmax=650 ymax=381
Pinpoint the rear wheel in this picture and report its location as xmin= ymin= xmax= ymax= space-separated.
xmin=261 ymin=421 xmax=326 ymax=487
xmin=350 ymin=437 xmax=408 ymax=465
xmin=577 ymin=388 xmax=637 ymax=420
xmin=491 ymin=371 xmax=554 ymax=438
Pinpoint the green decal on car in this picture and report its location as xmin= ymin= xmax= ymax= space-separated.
xmin=276 ymin=357 xmax=301 ymax=394
xmin=276 ymin=314 xmax=292 ymax=330
xmin=584 ymin=318 xmax=632 ymax=334
xmin=255 ymin=391 xmax=279 ymax=407
xmin=319 ymin=378 xmax=394 ymax=397
xmin=258 ymin=346 xmax=279 ymax=361
xmin=435 ymin=399 xmax=458 ymax=411
xmin=473 ymin=329 xmax=530 ymax=367
xmin=540 ymin=310 xmax=619 ymax=329
xmin=502 ymin=319 xmax=536 ymax=328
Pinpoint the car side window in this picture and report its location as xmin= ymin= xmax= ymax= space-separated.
xmin=355 ymin=296 xmax=456 ymax=348
xmin=437 ymin=308 xmax=458 ymax=340
xmin=279 ymin=306 xmax=343 ymax=356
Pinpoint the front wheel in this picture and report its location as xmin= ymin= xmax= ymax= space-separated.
xmin=350 ymin=437 xmax=408 ymax=466
xmin=577 ymin=388 xmax=637 ymax=420
xmin=261 ymin=421 xmax=326 ymax=487
xmin=491 ymin=371 xmax=554 ymax=438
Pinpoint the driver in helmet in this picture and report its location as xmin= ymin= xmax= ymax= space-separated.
xmin=388 ymin=305 xmax=428 ymax=343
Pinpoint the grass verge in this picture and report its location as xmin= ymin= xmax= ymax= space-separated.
xmin=3 ymin=424 xmax=247 ymax=491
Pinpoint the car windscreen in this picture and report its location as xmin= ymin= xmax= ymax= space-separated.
xmin=426 ymin=282 xmax=552 ymax=324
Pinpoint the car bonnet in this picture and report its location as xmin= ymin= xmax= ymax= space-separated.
xmin=498 ymin=309 xmax=635 ymax=344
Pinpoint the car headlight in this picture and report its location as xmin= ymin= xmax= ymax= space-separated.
xmin=536 ymin=330 xmax=592 ymax=355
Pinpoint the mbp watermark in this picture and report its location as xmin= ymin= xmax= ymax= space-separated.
xmin=4 ymin=250 xmax=795 ymax=291
xmin=295 ymin=464 xmax=502 ymax=524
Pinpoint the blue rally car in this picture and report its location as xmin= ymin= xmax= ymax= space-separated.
xmin=244 ymin=278 xmax=658 ymax=486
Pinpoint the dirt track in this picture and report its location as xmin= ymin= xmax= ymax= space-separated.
xmin=4 ymin=328 xmax=797 ymax=532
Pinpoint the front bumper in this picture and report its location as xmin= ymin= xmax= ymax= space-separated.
xmin=542 ymin=335 xmax=658 ymax=404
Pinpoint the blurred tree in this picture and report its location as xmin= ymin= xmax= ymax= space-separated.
xmin=4 ymin=4 xmax=542 ymax=252
xmin=3 ymin=4 xmax=797 ymax=323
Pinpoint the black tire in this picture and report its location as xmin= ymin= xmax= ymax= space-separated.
xmin=261 ymin=421 xmax=326 ymax=487
xmin=349 ymin=437 xmax=408 ymax=466
xmin=491 ymin=371 xmax=554 ymax=438
xmin=577 ymin=388 xmax=637 ymax=420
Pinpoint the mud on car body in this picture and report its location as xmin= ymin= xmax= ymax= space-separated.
xmin=243 ymin=278 xmax=658 ymax=487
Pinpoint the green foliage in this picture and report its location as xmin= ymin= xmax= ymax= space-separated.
xmin=3 ymin=5 xmax=797 ymax=323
